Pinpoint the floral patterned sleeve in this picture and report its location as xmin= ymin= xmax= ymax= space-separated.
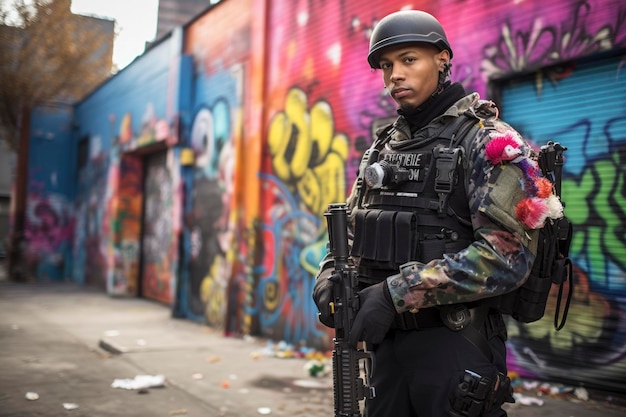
xmin=386 ymin=120 xmax=563 ymax=313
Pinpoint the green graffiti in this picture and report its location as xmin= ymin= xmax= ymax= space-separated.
xmin=563 ymin=150 xmax=626 ymax=285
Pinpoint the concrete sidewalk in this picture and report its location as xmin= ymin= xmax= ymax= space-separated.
xmin=1 ymin=280 xmax=625 ymax=417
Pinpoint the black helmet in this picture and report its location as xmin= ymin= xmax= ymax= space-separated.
xmin=367 ymin=10 xmax=453 ymax=69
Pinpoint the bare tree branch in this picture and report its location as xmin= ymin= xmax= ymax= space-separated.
xmin=0 ymin=0 xmax=114 ymax=150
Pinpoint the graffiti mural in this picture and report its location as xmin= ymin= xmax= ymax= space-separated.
xmin=24 ymin=191 xmax=73 ymax=280
xmin=186 ymin=98 xmax=236 ymax=328
xmin=181 ymin=0 xmax=252 ymax=332
xmin=255 ymin=173 xmax=326 ymax=344
xmin=141 ymin=151 xmax=176 ymax=304
xmin=496 ymin=52 xmax=626 ymax=389
xmin=255 ymin=87 xmax=348 ymax=345
xmin=21 ymin=106 xmax=75 ymax=281
xmin=69 ymin=32 xmax=178 ymax=292
xmin=182 ymin=61 xmax=243 ymax=331
xmin=256 ymin=0 xmax=626 ymax=390
xmin=73 ymin=141 xmax=109 ymax=289
xmin=110 ymin=154 xmax=142 ymax=295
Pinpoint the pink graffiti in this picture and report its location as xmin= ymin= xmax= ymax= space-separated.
xmin=25 ymin=196 xmax=73 ymax=254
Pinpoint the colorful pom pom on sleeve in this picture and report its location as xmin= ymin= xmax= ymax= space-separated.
xmin=484 ymin=133 xmax=522 ymax=164
xmin=485 ymin=131 xmax=565 ymax=230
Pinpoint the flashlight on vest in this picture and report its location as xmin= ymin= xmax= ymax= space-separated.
xmin=364 ymin=160 xmax=410 ymax=189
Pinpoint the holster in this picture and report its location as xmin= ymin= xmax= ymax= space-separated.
xmin=449 ymin=370 xmax=513 ymax=417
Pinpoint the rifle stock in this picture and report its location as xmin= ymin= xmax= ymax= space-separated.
xmin=324 ymin=203 xmax=375 ymax=417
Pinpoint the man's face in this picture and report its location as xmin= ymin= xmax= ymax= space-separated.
xmin=378 ymin=43 xmax=449 ymax=111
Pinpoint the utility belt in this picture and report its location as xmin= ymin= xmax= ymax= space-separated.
xmin=358 ymin=270 xmax=507 ymax=339
xmin=392 ymin=308 xmax=443 ymax=330
xmin=390 ymin=305 xmax=507 ymax=342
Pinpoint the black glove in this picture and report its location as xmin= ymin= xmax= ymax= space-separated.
xmin=349 ymin=280 xmax=396 ymax=347
xmin=313 ymin=269 xmax=335 ymax=327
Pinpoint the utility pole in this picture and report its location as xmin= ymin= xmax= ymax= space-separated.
xmin=8 ymin=106 xmax=30 ymax=281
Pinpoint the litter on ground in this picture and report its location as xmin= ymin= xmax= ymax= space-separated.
xmin=111 ymin=374 xmax=166 ymax=390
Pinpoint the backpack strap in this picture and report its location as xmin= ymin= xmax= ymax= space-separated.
xmin=432 ymin=112 xmax=481 ymax=216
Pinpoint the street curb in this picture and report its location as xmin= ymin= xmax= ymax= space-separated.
xmin=98 ymin=338 xmax=127 ymax=355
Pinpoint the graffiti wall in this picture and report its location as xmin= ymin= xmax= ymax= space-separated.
xmin=181 ymin=0 xmax=251 ymax=332
xmin=258 ymin=0 xmax=626 ymax=390
xmin=114 ymin=154 xmax=142 ymax=295
xmin=499 ymin=53 xmax=626 ymax=390
xmin=23 ymin=105 xmax=76 ymax=281
xmin=72 ymin=35 xmax=182 ymax=295
xmin=141 ymin=151 xmax=176 ymax=304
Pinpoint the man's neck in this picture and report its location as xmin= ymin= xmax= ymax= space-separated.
xmin=398 ymin=82 xmax=467 ymax=132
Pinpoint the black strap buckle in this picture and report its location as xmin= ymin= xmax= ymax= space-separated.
xmin=433 ymin=146 xmax=461 ymax=214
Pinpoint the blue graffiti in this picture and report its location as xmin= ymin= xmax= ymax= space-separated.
xmin=250 ymin=173 xmax=327 ymax=343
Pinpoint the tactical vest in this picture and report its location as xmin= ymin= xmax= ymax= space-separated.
xmin=352 ymin=115 xmax=480 ymax=285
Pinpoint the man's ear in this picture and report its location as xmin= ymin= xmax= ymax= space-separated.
xmin=437 ymin=50 xmax=451 ymax=71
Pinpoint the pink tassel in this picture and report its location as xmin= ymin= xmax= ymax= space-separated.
xmin=515 ymin=197 xmax=550 ymax=229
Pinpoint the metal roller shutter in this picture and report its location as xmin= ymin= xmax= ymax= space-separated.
xmin=497 ymin=53 xmax=626 ymax=393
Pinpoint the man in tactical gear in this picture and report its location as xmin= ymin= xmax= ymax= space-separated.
xmin=313 ymin=9 xmax=564 ymax=417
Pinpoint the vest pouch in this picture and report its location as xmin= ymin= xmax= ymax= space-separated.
xmin=376 ymin=211 xmax=396 ymax=263
xmin=506 ymin=219 xmax=561 ymax=323
xmin=418 ymin=235 xmax=445 ymax=264
xmin=445 ymin=239 xmax=472 ymax=256
xmin=351 ymin=209 xmax=368 ymax=258
xmin=418 ymin=231 xmax=469 ymax=264
xmin=352 ymin=209 xmax=419 ymax=273
xmin=350 ymin=209 xmax=384 ymax=260
xmin=394 ymin=211 xmax=419 ymax=266
xmin=486 ymin=273 xmax=552 ymax=323
xmin=362 ymin=209 xmax=382 ymax=260
xmin=511 ymin=272 xmax=552 ymax=322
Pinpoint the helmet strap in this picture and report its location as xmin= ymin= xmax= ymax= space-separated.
xmin=435 ymin=62 xmax=452 ymax=95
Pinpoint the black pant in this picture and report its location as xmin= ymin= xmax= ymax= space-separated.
xmin=365 ymin=326 xmax=509 ymax=417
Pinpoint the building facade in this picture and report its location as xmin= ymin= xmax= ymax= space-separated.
xmin=0 ymin=1 xmax=114 ymax=273
xmin=155 ymin=0 xmax=221 ymax=41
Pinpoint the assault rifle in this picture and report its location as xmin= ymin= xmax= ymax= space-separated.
xmin=324 ymin=203 xmax=376 ymax=417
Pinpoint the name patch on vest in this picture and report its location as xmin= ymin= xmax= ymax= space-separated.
xmin=383 ymin=152 xmax=431 ymax=182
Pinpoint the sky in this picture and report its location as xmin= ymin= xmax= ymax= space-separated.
xmin=70 ymin=0 xmax=160 ymax=70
